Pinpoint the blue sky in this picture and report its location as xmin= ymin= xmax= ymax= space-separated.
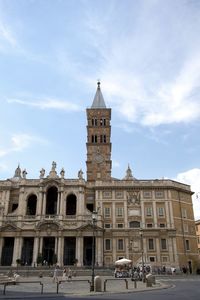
xmin=0 ymin=0 xmax=200 ymax=219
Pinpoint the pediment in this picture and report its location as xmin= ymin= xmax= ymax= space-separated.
xmin=0 ymin=222 xmax=19 ymax=232
xmin=77 ymin=223 xmax=103 ymax=231
xmin=36 ymin=220 xmax=61 ymax=230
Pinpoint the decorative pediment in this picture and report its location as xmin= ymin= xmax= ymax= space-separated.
xmin=77 ymin=223 xmax=103 ymax=231
xmin=36 ymin=220 xmax=61 ymax=231
xmin=0 ymin=222 xmax=19 ymax=232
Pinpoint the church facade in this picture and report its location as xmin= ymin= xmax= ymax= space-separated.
xmin=0 ymin=83 xmax=198 ymax=272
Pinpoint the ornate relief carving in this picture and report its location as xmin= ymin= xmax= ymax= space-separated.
xmin=127 ymin=191 xmax=140 ymax=205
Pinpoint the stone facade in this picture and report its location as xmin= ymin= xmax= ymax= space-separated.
xmin=0 ymin=83 xmax=199 ymax=272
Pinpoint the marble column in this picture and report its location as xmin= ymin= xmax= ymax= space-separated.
xmin=32 ymin=236 xmax=39 ymax=266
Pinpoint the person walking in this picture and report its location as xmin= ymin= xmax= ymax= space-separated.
xmin=53 ymin=265 xmax=59 ymax=283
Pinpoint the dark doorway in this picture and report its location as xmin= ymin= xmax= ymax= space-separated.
xmin=46 ymin=186 xmax=58 ymax=215
xmin=21 ymin=237 xmax=34 ymax=265
xmin=66 ymin=194 xmax=77 ymax=215
xmin=83 ymin=237 xmax=95 ymax=266
xmin=26 ymin=195 xmax=37 ymax=215
xmin=86 ymin=203 xmax=94 ymax=212
xmin=42 ymin=237 xmax=55 ymax=266
xmin=1 ymin=237 xmax=14 ymax=266
xmin=63 ymin=237 xmax=76 ymax=265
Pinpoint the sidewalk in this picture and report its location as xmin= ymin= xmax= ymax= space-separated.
xmin=0 ymin=275 xmax=170 ymax=298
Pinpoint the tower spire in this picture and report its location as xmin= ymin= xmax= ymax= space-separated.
xmin=91 ymin=81 xmax=106 ymax=108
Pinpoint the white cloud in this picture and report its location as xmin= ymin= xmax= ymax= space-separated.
xmin=0 ymin=133 xmax=47 ymax=157
xmin=0 ymin=22 xmax=17 ymax=47
xmin=112 ymin=159 xmax=120 ymax=168
xmin=7 ymin=98 xmax=81 ymax=112
xmin=175 ymin=168 xmax=200 ymax=220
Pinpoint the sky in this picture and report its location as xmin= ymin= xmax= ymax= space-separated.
xmin=0 ymin=0 xmax=200 ymax=219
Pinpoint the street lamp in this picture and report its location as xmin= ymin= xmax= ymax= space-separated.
xmin=90 ymin=210 xmax=98 ymax=292
xmin=139 ymin=229 xmax=145 ymax=282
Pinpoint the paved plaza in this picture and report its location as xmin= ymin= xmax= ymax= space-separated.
xmin=0 ymin=275 xmax=167 ymax=298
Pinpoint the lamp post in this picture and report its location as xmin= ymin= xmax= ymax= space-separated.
xmin=139 ymin=229 xmax=145 ymax=282
xmin=90 ymin=211 xmax=97 ymax=292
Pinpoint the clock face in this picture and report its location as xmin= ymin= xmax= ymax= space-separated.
xmin=94 ymin=153 xmax=104 ymax=163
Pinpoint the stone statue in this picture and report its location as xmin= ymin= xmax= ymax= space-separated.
xmin=40 ymin=168 xmax=45 ymax=179
xmin=22 ymin=169 xmax=27 ymax=179
xmin=52 ymin=161 xmax=57 ymax=171
xmin=60 ymin=168 xmax=65 ymax=178
xmin=78 ymin=169 xmax=83 ymax=180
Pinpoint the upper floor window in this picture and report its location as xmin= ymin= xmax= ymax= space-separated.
xmin=100 ymin=118 xmax=106 ymax=126
xmin=105 ymin=239 xmax=111 ymax=250
xmin=92 ymin=118 xmax=98 ymax=126
xmin=146 ymin=207 xmax=153 ymax=217
xmin=148 ymin=238 xmax=154 ymax=250
xmin=91 ymin=135 xmax=98 ymax=143
xmin=117 ymin=223 xmax=124 ymax=228
xmin=158 ymin=207 xmax=165 ymax=217
xmin=130 ymin=221 xmax=140 ymax=228
xmin=100 ymin=135 xmax=106 ymax=143
xmin=186 ymin=239 xmax=190 ymax=251
xmin=161 ymin=238 xmax=167 ymax=250
xmin=118 ymin=239 xmax=124 ymax=250
xmin=104 ymin=207 xmax=111 ymax=218
xmin=116 ymin=207 xmax=124 ymax=217
xmin=182 ymin=208 xmax=187 ymax=219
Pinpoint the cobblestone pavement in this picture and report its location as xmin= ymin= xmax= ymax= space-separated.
xmin=0 ymin=275 xmax=167 ymax=298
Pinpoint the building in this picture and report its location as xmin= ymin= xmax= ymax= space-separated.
xmin=0 ymin=82 xmax=199 ymax=272
xmin=195 ymin=219 xmax=200 ymax=257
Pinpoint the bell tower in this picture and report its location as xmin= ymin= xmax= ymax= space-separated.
xmin=86 ymin=82 xmax=112 ymax=182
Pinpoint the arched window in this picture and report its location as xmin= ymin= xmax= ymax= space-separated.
xmin=46 ymin=186 xmax=58 ymax=215
xmin=129 ymin=221 xmax=140 ymax=228
xmin=26 ymin=194 xmax=37 ymax=215
xmin=66 ymin=194 xmax=77 ymax=215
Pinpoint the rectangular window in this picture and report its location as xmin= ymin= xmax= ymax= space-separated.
xmin=104 ymin=207 xmax=111 ymax=218
xmin=148 ymin=238 xmax=154 ymax=250
xmin=116 ymin=207 xmax=124 ymax=217
xmin=104 ymin=223 xmax=111 ymax=228
xmin=162 ymin=256 xmax=168 ymax=262
xmin=105 ymin=239 xmax=111 ymax=250
xmin=182 ymin=208 xmax=187 ymax=219
xmin=118 ymin=239 xmax=124 ymax=250
xmin=155 ymin=191 xmax=164 ymax=198
xmin=159 ymin=223 xmax=166 ymax=228
xmin=143 ymin=191 xmax=152 ymax=198
xmin=186 ymin=239 xmax=190 ymax=251
xmin=158 ymin=207 xmax=165 ymax=217
xmin=147 ymin=223 xmax=153 ymax=228
xmin=117 ymin=223 xmax=124 ymax=228
xmin=183 ymin=223 xmax=188 ymax=232
xmin=146 ymin=207 xmax=153 ymax=216
xmin=161 ymin=239 xmax=167 ymax=250
xmin=149 ymin=256 xmax=155 ymax=262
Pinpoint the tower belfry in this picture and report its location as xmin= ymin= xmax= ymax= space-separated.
xmin=86 ymin=82 xmax=112 ymax=181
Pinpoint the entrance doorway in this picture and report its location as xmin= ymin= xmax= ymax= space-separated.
xmin=21 ymin=237 xmax=34 ymax=265
xmin=63 ymin=237 xmax=76 ymax=265
xmin=42 ymin=237 xmax=55 ymax=266
xmin=83 ymin=237 xmax=95 ymax=266
xmin=1 ymin=237 xmax=14 ymax=266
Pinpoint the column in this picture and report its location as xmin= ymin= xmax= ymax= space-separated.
xmin=169 ymin=201 xmax=174 ymax=228
xmin=39 ymin=237 xmax=43 ymax=254
xmin=112 ymin=238 xmax=117 ymax=262
xmin=42 ymin=193 xmax=46 ymax=215
xmin=153 ymin=201 xmax=157 ymax=228
xmin=59 ymin=190 xmax=64 ymax=216
xmin=125 ymin=237 xmax=129 ymax=258
xmin=18 ymin=188 xmax=25 ymax=216
xmin=76 ymin=237 xmax=83 ymax=267
xmin=124 ymin=201 xmax=128 ymax=228
xmin=0 ymin=237 xmax=3 ymax=263
xmin=156 ymin=237 xmax=161 ymax=264
xmin=32 ymin=237 xmax=39 ymax=266
xmin=12 ymin=237 xmax=23 ymax=266
xmin=37 ymin=190 xmax=43 ymax=216
xmin=141 ymin=200 xmax=145 ymax=228
xmin=57 ymin=236 xmax=63 ymax=266
xmin=112 ymin=202 xmax=116 ymax=228
xmin=165 ymin=201 xmax=170 ymax=228
xmin=143 ymin=237 xmax=147 ymax=263
xmin=96 ymin=236 xmax=103 ymax=266
xmin=57 ymin=192 xmax=61 ymax=216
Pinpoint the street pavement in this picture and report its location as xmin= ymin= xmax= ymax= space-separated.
xmin=0 ymin=275 xmax=168 ymax=298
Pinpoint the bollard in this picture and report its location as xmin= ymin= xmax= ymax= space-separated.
xmin=134 ymin=279 xmax=137 ymax=288
xmin=94 ymin=275 xmax=102 ymax=292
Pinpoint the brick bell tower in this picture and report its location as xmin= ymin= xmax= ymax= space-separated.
xmin=86 ymin=81 xmax=112 ymax=182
